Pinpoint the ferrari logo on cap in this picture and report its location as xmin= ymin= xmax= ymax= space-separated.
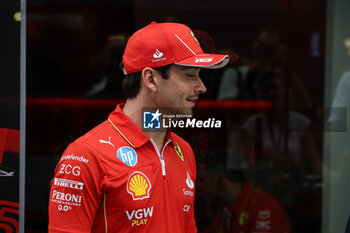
xmin=190 ymin=31 xmax=200 ymax=45
xmin=174 ymin=144 xmax=184 ymax=162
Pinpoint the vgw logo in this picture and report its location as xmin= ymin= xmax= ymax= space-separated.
xmin=126 ymin=206 xmax=154 ymax=227
xmin=143 ymin=110 xmax=161 ymax=129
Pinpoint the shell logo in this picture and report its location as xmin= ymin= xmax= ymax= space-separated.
xmin=127 ymin=171 xmax=152 ymax=200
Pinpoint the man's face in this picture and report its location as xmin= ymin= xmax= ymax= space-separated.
xmin=155 ymin=64 xmax=207 ymax=115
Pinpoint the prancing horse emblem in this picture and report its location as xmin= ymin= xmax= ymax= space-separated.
xmin=174 ymin=144 xmax=184 ymax=162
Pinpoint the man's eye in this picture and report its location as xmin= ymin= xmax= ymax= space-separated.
xmin=186 ymin=74 xmax=196 ymax=78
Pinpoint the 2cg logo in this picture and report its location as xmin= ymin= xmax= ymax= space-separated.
xmin=59 ymin=164 xmax=81 ymax=176
xmin=0 ymin=200 xmax=19 ymax=233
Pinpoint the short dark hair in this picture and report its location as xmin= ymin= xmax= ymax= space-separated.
xmin=122 ymin=64 xmax=172 ymax=99
xmin=225 ymin=169 xmax=246 ymax=183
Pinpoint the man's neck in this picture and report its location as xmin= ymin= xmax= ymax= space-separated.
xmin=123 ymin=98 xmax=167 ymax=152
xmin=227 ymin=181 xmax=244 ymax=207
xmin=122 ymin=99 xmax=143 ymax=128
xmin=147 ymin=130 xmax=167 ymax=152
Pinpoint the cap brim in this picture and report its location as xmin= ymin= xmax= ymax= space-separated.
xmin=174 ymin=53 xmax=238 ymax=69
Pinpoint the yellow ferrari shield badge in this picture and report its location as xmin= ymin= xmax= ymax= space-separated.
xmin=190 ymin=30 xmax=200 ymax=45
xmin=239 ymin=212 xmax=249 ymax=226
xmin=174 ymin=144 xmax=184 ymax=162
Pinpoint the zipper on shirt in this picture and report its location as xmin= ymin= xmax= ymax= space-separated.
xmin=150 ymin=138 xmax=172 ymax=176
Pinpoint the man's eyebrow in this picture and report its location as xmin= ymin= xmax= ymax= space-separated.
xmin=180 ymin=66 xmax=201 ymax=71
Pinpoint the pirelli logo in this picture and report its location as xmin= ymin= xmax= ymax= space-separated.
xmin=54 ymin=178 xmax=84 ymax=190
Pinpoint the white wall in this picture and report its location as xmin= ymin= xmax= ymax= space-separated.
xmin=323 ymin=0 xmax=350 ymax=232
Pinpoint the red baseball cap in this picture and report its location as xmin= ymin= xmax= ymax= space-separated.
xmin=122 ymin=22 xmax=235 ymax=75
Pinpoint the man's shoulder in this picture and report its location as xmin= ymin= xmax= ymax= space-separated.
xmin=65 ymin=119 xmax=117 ymax=155
xmin=250 ymin=187 xmax=283 ymax=210
xmin=76 ymin=120 xmax=110 ymax=142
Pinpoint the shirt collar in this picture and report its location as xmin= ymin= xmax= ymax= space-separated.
xmin=108 ymin=103 xmax=174 ymax=148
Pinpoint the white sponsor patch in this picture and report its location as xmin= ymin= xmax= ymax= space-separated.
xmin=153 ymin=49 xmax=163 ymax=59
xmin=195 ymin=58 xmax=213 ymax=63
xmin=183 ymin=188 xmax=194 ymax=197
xmin=54 ymin=178 xmax=84 ymax=190
xmin=51 ymin=190 xmax=82 ymax=207
xmin=57 ymin=204 xmax=72 ymax=212
xmin=258 ymin=210 xmax=271 ymax=219
xmin=99 ymin=137 xmax=115 ymax=147
xmin=183 ymin=205 xmax=191 ymax=212
xmin=60 ymin=154 xmax=89 ymax=164
xmin=152 ymin=57 xmax=167 ymax=63
xmin=186 ymin=172 xmax=194 ymax=189
xmin=255 ymin=220 xmax=271 ymax=230
xmin=126 ymin=207 xmax=154 ymax=220
xmin=125 ymin=206 xmax=154 ymax=227
xmin=59 ymin=164 xmax=81 ymax=176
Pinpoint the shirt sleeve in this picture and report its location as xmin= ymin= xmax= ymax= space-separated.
xmin=48 ymin=141 xmax=106 ymax=233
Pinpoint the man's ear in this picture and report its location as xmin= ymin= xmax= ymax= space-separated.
xmin=141 ymin=67 xmax=160 ymax=92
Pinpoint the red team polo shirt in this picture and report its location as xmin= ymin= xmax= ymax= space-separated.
xmin=49 ymin=104 xmax=197 ymax=233
xmin=231 ymin=181 xmax=290 ymax=233
xmin=202 ymin=181 xmax=290 ymax=233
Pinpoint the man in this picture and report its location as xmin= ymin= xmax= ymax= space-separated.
xmin=201 ymin=156 xmax=291 ymax=233
xmin=48 ymin=22 xmax=233 ymax=232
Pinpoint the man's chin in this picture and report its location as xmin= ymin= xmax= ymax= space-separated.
xmin=178 ymin=107 xmax=193 ymax=116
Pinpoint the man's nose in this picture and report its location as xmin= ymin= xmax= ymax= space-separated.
xmin=196 ymin=76 xmax=207 ymax=94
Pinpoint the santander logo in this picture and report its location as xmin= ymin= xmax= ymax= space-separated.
xmin=153 ymin=49 xmax=163 ymax=59
xmin=186 ymin=172 xmax=194 ymax=189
